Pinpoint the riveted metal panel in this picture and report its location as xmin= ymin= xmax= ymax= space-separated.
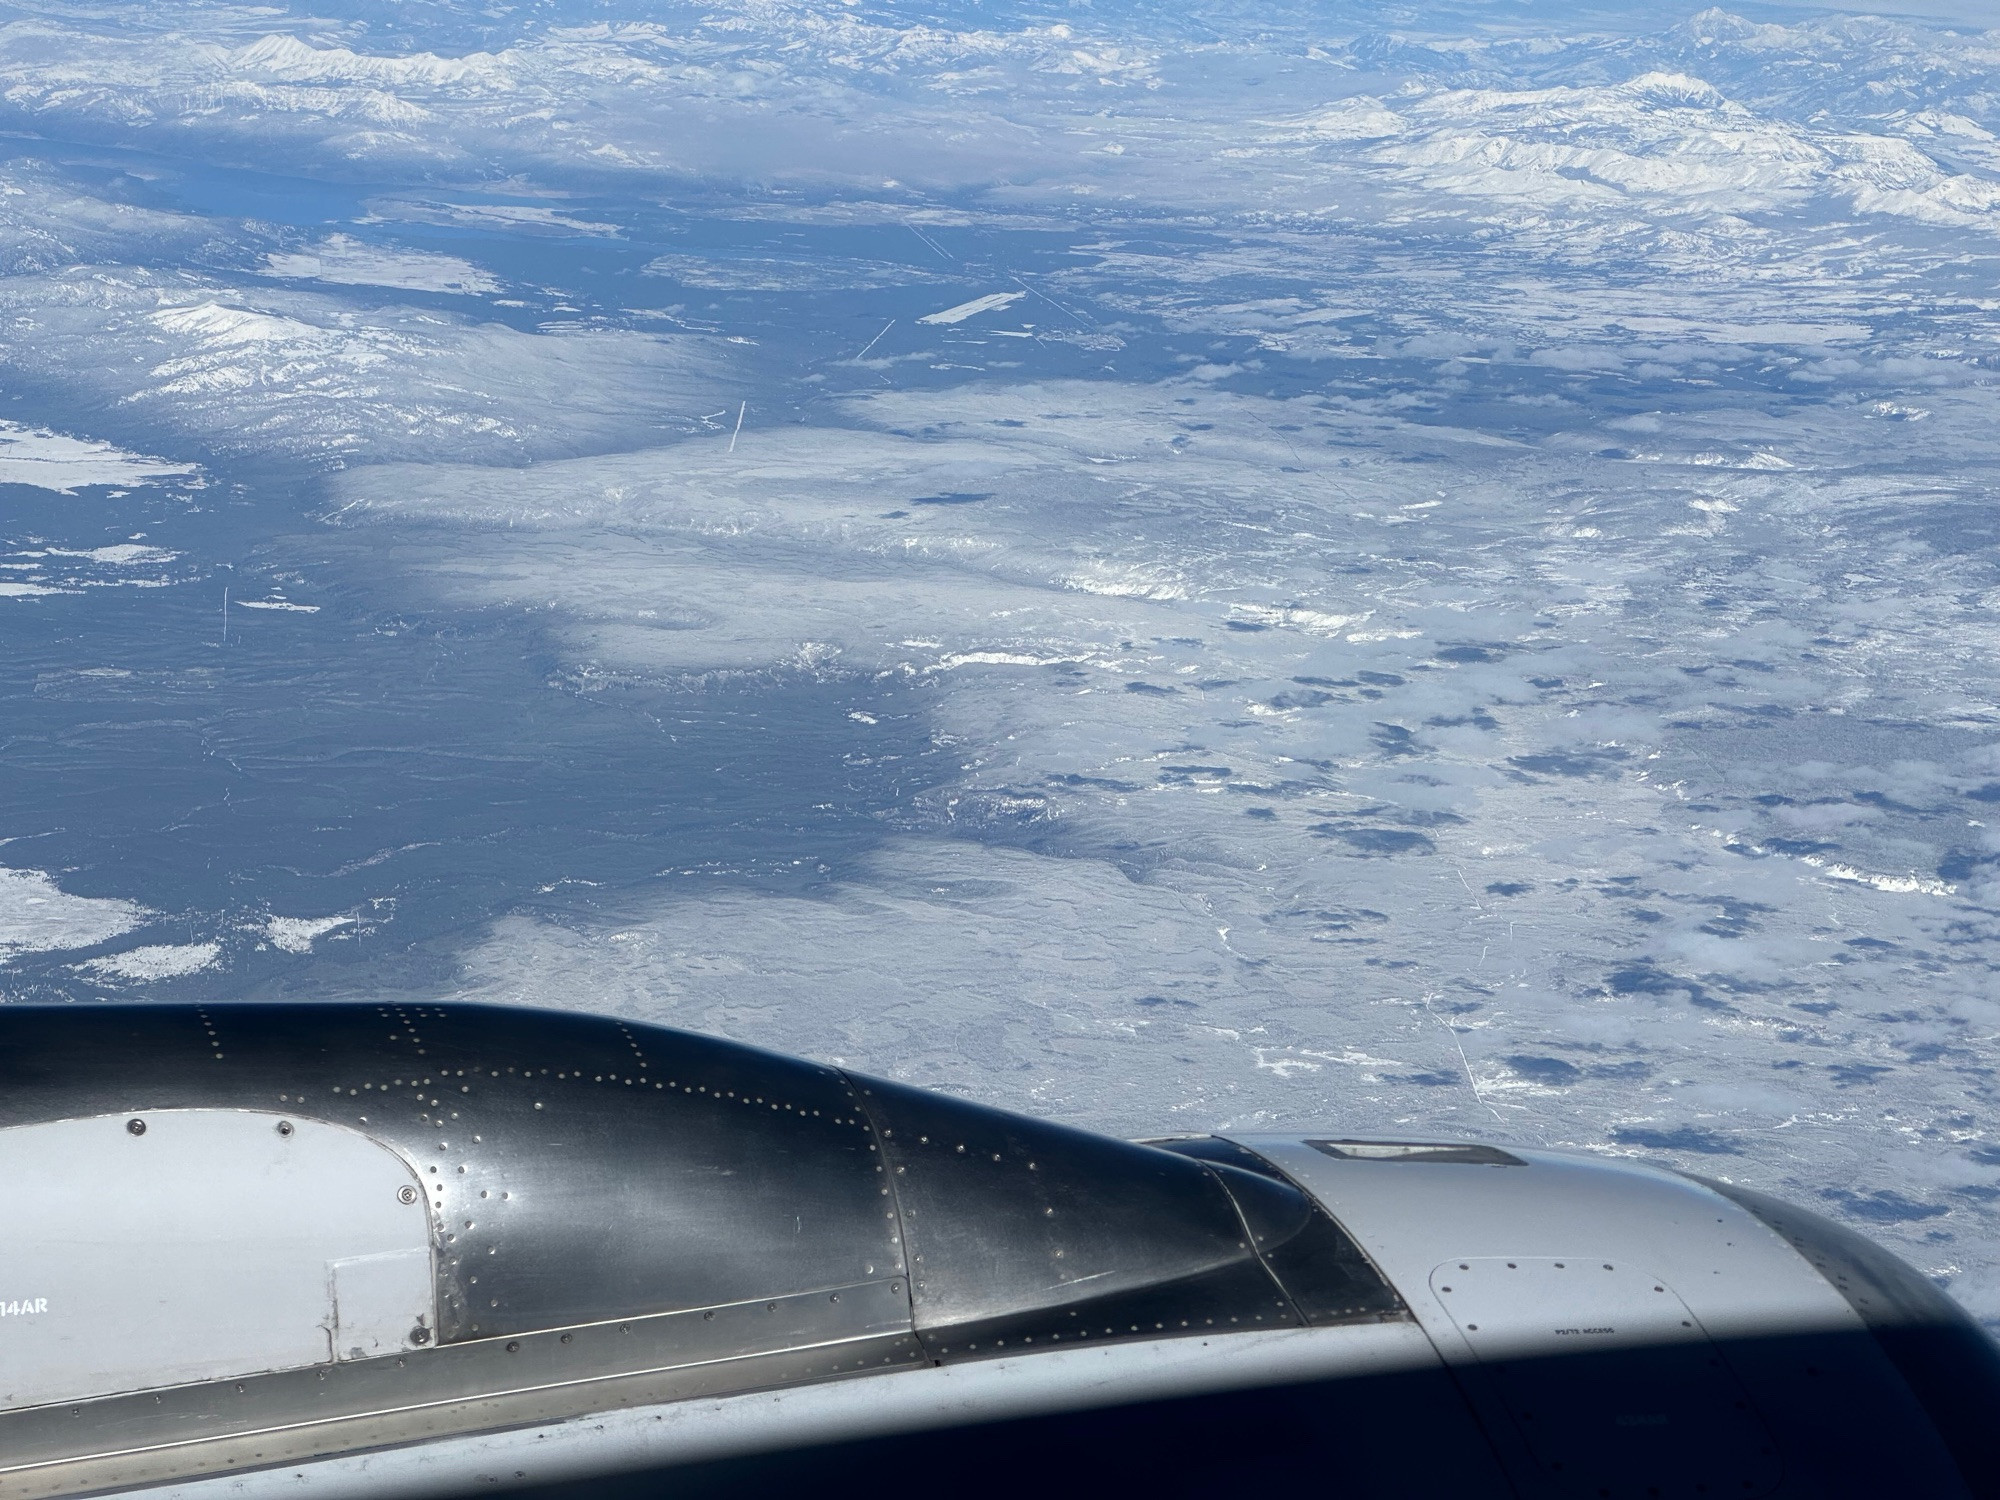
xmin=1141 ymin=1138 xmax=1409 ymax=1326
xmin=1430 ymin=1258 xmax=1782 ymax=1497
xmin=0 ymin=1111 xmax=431 ymax=1410
xmin=330 ymin=1251 xmax=432 ymax=1363
xmin=0 ymin=1006 xmax=905 ymax=1344
xmin=101 ymin=1322 xmax=1461 ymax=1500
xmin=845 ymin=1073 xmax=1300 ymax=1356
xmin=0 ymin=1278 xmax=919 ymax=1500
xmin=1208 ymin=1159 xmax=1407 ymax=1326
xmin=1235 ymin=1135 xmax=1864 ymax=1351
xmin=1247 ymin=1134 xmax=1981 ymax=1500
xmin=1701 ymin=1177 xmax=2000 ymax=1497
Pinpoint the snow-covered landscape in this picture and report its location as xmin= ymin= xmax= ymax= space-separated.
xmin=4 ymin=0 xmax=2000 ymax=1320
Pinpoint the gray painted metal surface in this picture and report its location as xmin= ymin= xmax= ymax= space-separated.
xmin=1238 ymin=1136 xmax=1976 ymax=1498
xmin=331 ymin=1253 xmax=434 ymax=1364
xmin=0 ymin=1281 xmax=920 ymax=1500
xmin=108 ymin=1322 xmax=1446 ymax=1500
xmin=0 ymin=1111 xmax=430 ymax=1411
xmin=1428 ymin=1258 xmax=1784 ymax=1497
xmin=1232 ymin=1137 xmax=1862 ymax=1349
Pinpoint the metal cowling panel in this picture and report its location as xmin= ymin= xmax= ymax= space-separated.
xmin=1204 ymin=1159 xmax=1409 ymax=1326
xmin=844 ymin=1072 xmax=1299 ymax=1357
xmin=1697 ymin=1174 xmax=2000 ymax=1499
xmin=0 ymin=1004 xmax=906 ymax=1343
xmin=1148 ymin=1136 xmax=1409 ymax=1327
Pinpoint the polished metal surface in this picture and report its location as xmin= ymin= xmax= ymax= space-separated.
xmin=852 ymin=1073 xmax=1262 ymax=1329
xmin=0 ymin=1005 xmax=1419 ymax=1500
xmin=1146 ymin=1137 xmax=1407 ymax=1326
xmin=845 ymin=1072 xmax=1406 ymax=1356
xmin=113 ymin=1322 xmax=1454 ymax=1500
xmin=0 ymin=1280 xmax=919 ymax=1500
xmin=0 ymin=1005 xmax=905 ymax=1343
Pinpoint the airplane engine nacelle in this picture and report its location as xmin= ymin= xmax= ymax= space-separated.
xmin=0 ymin=1003 xmax=1990 ymax=1500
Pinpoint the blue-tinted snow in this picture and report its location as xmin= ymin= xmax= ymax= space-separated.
xmin=1 ymin=0 xmax=2000 ymax=1316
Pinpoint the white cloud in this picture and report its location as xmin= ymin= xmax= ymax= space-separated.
xmin=263 ymin=234 xmax=502 ymax=295
xmin=0 ymin=422 xmax=197 ymax=494
xmin=0 ymin=272 xmax=736 ymax=464
xmin=76 ymin=942 xmax=222 ymax=982
xmin=263 ymin=914 xmax=355 ymax=953
xmin=0 ymin=867 xmax=149 ymax=963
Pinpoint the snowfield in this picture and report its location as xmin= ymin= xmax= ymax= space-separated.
xmin=3 ymin=0 xmax=2000 ymax=1321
